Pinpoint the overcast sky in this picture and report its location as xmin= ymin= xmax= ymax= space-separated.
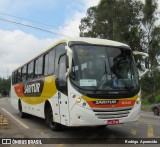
xmin=0 ymin=0 xmax=100 ymax=78
xmin=0 ymin=0 xmax=159 ymax=78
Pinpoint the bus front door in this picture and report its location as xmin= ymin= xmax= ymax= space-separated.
xmin=56 ymin=55 xmax=69 ymax=126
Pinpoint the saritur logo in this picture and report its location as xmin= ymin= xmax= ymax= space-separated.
xmin=94 ymin=100 xmax=118 ymax=105
xmin=24 ymin=83 xmax=40 ymax=94
xmin=23 ymin=80 xmax=44 ymax=96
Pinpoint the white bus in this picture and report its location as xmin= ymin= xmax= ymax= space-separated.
xmin=11 ymin=37 xmax=148 ymax=131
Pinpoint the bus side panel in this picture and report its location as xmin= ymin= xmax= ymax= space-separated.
xmin=11 ymin=83 xmax=19 ymax=110
xmin=11 ymin=80 xmax=45 ymax=118
xmin=18 ymin=94 xmax=61 ymax=122
xmin=21 ymin=101 xmax=45 ymax=118
xmin=48 ymin=94 xmax=61 ymax=124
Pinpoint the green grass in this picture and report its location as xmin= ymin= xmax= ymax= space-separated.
xmin=141 ymin=103 xmax=151 ymax=111
xmin=155 ymin=94 xmax=160 ymax=103
xmin=141 ymin=92 xmax=160 ymax=111
xmin=141 ymin=98 xmax=152 ymax=111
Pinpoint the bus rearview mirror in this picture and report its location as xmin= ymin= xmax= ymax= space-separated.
xmin=133 ymin=51 xmax=149 ymax=78
xmin=65 ymin=46 xmax=73 ymax=78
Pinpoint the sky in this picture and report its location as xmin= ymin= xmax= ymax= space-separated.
xmin=0 ymin=0 xmax=100 ymax=78
xmin=0 ymin=0 xmax=159 ymax=78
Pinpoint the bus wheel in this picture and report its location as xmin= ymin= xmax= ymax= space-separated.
xmin=18 ymin=100 xmax=27 ymax=118
xmin=45 ymin=105 xmax=62 ymax=131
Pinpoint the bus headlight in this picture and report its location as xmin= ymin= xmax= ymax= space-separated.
xmin=76 ymin=98 xmax=81 ymax=103
xmin=70 ymin=93 xmax=90 ymax=109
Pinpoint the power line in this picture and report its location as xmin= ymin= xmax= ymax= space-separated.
xmin=0 ymin=18 xmax=73 ymax=38
xmin=0 ymin=12 xmax=79 ymax=34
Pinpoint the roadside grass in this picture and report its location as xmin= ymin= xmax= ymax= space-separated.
xmin=141 ymin=103 xmax=151 ymax=111
xmin=141 ymin=98 xmax=152 ymax=111
xmin=141 ymin=93 xmax=160 ymax=111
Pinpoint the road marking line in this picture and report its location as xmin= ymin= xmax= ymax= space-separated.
xmin=56 ymin=144 xmax=65 ymax=147
xmin=147 ymin=124 xmax=154 ymax=137
xmin=1 ymin=108 xmax=30 ymax=129
xmin=130 ymin=128 xmax=137 ymax=136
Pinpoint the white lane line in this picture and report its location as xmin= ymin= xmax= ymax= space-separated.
xmin=1 ymin=108 xmax=30 ymax=129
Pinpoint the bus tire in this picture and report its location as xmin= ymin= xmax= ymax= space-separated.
xmin=18 ymin=100 xmax=27 ymax=118
xmin=45 ymin=104 xmax=62 ymax=131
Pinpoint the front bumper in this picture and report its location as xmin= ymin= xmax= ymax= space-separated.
xmin=69 ymin=101 xmax=141 ymax=126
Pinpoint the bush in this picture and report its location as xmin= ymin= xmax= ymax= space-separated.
xmin=142 ymin=93 xmax=156 ymax=104
xmin=142 ymin=98 xmax=149 ymax=104
xmin=155 ymin=94 xmax=160 ymax=103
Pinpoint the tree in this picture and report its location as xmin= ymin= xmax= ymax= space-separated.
xmin=79 ymin=0 xmax=160 ymax=99
xmin=142 ymin=0 xmax=159 ymax=68
xmin=79 ymin=0 xmax=144 ymax=51
xmin=0 ymin=77 xmax=11 ymax=97
xmin=141 ymin=0 xmax=160 ymax=94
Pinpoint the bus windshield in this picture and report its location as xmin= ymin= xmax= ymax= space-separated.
xmin=70 ymin=44 xmax=139 ymax=91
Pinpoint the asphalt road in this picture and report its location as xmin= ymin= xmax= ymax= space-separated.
xmin=0 ymin=97 xmax=160 ymax=147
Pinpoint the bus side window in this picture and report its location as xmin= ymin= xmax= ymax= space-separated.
xmin=44 ymin=53 xmax=49 ymax=76
xmin=38 ymin=56 xmax=43 ymax=77
xmin=54 ymin=44 xmax=66 ymax=78
xmin=35 ymin=59 xmax=38 ymax=78
xmin=48 ymin=49 xmax=55 ymax=75
xmin=35 ymin=56 xmax=43 ymax=78
xmin=22 ymin=65 xmax=27 ymax=82
xmin=17 ymin=69 xmax=22 ymax=82
xmin=27 ymin=61 xmax=34 ymax=80
xmin=12 ymin=72 xmax=16 ymax=84
xmin=58 ymin=55 xmax=67 ymax=95
xmin=13 ymin=71 xmax=17 ymax=84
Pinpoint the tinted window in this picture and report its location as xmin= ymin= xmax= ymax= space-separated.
xmin=48 ymin=49 xmax=55 ymax=75
xmin=44 ymin=54 xmax=49 ymax=76
xmin=27 ymin=62 xmax=34 ymax=80
xmin=58 ymin=55 xmax=67 ymax=95
xmin=71 ymin=45 xmax=139 ymax=91
xmin=12 ymin=72 xmax=17 ymax=84
xmin=17 ymin=69 xmax=22 ymax=82
xmin=15 ymin=71 xmax=18 ymax=84
xmin=44 ymin=49 xmax=56 ymax=76
xmin=22 ymin=65 xmax=27 ymax=82
xmin=38 ymin=56 xmax=43 ymax=76
xmin=59 ymin=55 xmax=67 ymax=81
xmin=55 ymin=44 xmax=66 ymax=77
xmin=35 ymin=59 xmax=38 ymax=78
xmin=35 ymin=56 xmax=43 ymax=78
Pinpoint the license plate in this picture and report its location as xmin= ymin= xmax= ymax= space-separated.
xmin=107 ymin=120 xmax=119 ymax=125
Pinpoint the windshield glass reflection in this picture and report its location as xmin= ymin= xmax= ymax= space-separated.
xmin=70 ymin=45 xmax=139 ymax=91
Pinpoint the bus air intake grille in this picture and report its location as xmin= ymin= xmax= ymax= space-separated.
xmin=92 ymin=107 xmax=133 ymax=119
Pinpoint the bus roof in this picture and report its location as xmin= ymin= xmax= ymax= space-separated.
xmin=13 ymin=37 xmax=130 ymax=72
xmin=66 ymin=37 xmax=130 ymax=49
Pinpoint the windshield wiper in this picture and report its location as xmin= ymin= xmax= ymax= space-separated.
xmin=94 ymin=72 xmax=109 ymax=92
xmin=94 ymin=60 xmax=111 ymax=92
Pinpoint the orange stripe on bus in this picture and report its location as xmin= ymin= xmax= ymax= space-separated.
xmin=87 ymin=100 xmax=136 ymax=108
xmin=14 ymin=83 xmax=24 ymax=97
